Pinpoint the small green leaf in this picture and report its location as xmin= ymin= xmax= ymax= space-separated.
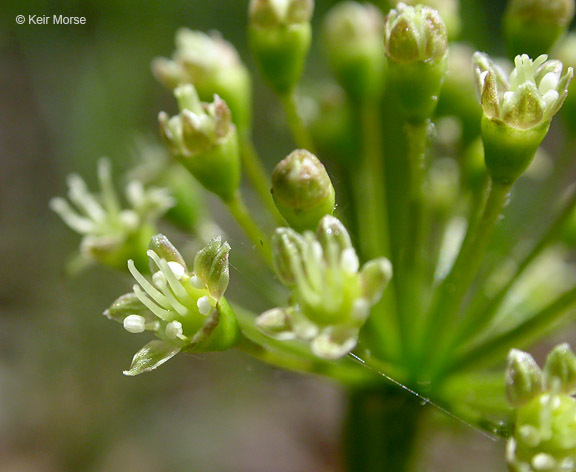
xmin=123 ymin=341 xmax=180 ymax=376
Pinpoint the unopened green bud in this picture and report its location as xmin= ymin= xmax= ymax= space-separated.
xmin=504 ymin=0 xmax=575 ymax=58
xmin=152 ymin=29 xmax=252 ymax=132
xmin=507 ymin=349 xmax=544 ymax=407
xmin=105 ymin=235 xmax=238 ymax=375
xmin=159 ymin=85 xmax=241 ymax=201
xmin=474 ymin=53 xmax=573 ymax=184
xmin=272 ymin=149 xmax=335 ymax=232
xmin=384 ymin=4 xmax=448 ymax=122
xmin=322 ymin=2 xmax=387 ymax=103
xmin=390 ymin=0 xmax=460 ymax=39
xmin=194 ymin=236 xmax=231 ymax=299
xmin=249 ymin=0 xmax=314 ymax=94
xmin=543 ymin=343 xmax=576 ymax=394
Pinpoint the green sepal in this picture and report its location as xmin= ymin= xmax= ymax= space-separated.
xmin=543 ymin=343 xmax=576 ymax=395
xmin=249 ymin=23 xmax=311 ymax=95
xmin=103 ymin=292 xmax=149 ymax=323
xmin=506 ymin=349 xmax=544 ymax=407
xmin=481 ymin=116 xmax=549 ymax=185
xmin=194 ymin=236 xmax=231 ymax=299
xmin=388 ymin=56 xmax=447 ymax=123
xmin=178 ymin=127 xmax=241 ymax=202
xmin=185 ymin=297 xmax=240 ymax=352
xmin=148 ymin=233 xmax=187 ymax=268
xmin=123 ymin=340 xmax=181 ymax=376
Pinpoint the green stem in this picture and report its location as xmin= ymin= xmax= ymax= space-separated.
xmin=280 ymin=91 xmax=316 ymax=152
xmin=239 ymin=132 xmax=285 ymax=225
xmin=226 ymin=191 xmax=273 ymax=267
xmin=400 ymin=120 xmax=431 ymax=362
xmin=444 ymin=286 xmax=576 ymax=375
xmin=420 ymin=179 xmax=512 ymax=375
xmin=355 ymin=101 xmax=400 ymax=361
xmin=344 ymin=386 xmax=422 ymax=472
xmin=234 ymin=304 xmax=370 ymax=384
xmin=456 ymin=184 xmax=576 ymax=345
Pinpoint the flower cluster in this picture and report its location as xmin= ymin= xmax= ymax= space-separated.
xmin=257 ymin=215 xmax=392 ymax=359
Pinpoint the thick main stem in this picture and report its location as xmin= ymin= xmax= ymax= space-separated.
xmin=344 ymin=386 xmax=422 ymax=472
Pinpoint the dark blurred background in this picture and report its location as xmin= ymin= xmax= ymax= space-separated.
xmin=0 ymin=1 xmax=513 ymax=470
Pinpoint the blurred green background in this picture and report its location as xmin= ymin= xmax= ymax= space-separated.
xmin=0 ymin=0 xmax=520 ymax=470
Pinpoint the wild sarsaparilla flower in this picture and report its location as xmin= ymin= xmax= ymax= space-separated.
xmin=50 ymin=158 xmax=173 ymax=271
xmin=105 ymin=234 xmax=239 ymax=375
xmin=474 ymin=52 xmax=573 ymax=183
xmin=159 ymin=84 xmax=241 ymax=202
xmin=257 ymin=215 xmax=392 ymax=359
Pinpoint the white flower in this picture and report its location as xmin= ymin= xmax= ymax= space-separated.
xmin=474 ymin=52 xmax=573 ymax=130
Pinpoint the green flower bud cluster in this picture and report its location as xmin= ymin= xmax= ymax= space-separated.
xmin=249 ymin=0 xmax=314 ymax=94
xmin=384 ymin=3 xmax=448 ymax=122
xmin=506 ymin=346 xmax=576 ymax=472
xmin=504 ymin=0 xmax=575 ymax=58
xmin=159 ymin=85 xmax=241 ymax=202
xmin=50 ymin=158 xmax=173 ymax=271
xmin=257 ymin=216 xmax=392 ymax=359
xmin=474 ymin=53 xmax=573 ymax=183
xmin=105 ymin=234 xmax=239 ymax=375
xmin=271 ymin=149 xmax=335 ymax=232
xmin=322 ymin=2 xmax=387 ymax=103
xmin=152 ymin=29 xmax=252 ymax=132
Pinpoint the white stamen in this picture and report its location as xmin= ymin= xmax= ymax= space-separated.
xmin=197 ymin=296 xmax=212 ymax=316
xmin=190 ymin=275 xmax=205 ymax=289
xmin=518 ymin=425 xmax=540 ymax=448
xmin=165 ymin=320 xmax=184 ymax=339
xmin=352 ymin=299 xmax=370 ymax=320
xmin=532 ymin=453 xmax=556 ymax=471
xmin=152 ymin=271 xmax=167 ymax=288
xmin=167 ymin=261 xmax=186 ymax=280
xmin=123 ymin=314 xmax=146 ymax=333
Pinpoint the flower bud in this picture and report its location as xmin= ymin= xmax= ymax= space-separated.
xmin=384 ymin=3 xmax=448 ymax=122
xmin=504 ymin=0 xmax=575 ymax=58
xmin=389 ymin=0 xmax=461 ymax=39
xmin=50 ymin=159 xmax=173 ymax=272
xmin=322 ymin=2 xmax=387 ymax=103
xmin=152 ymin=29 xmax=252 ymax=133
xmin=248 ymin=0 xmax=314 ymax=94
xmin=543 ymin=343 xmax=576 ymax=395
xmin=259 ymin=216 xmax=393 ymax=359
xmin=272 ymin=149 xmax=335 ymax=232
xmin=159 ymin=85 xmax=241 ymax=202
xmin=474 ymin=53 xmax=573 ymax=184
xmin=104 ymin=235 xmax=238 ymax=375
xmin=506 ymin=349 xmax=544 ymax=407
